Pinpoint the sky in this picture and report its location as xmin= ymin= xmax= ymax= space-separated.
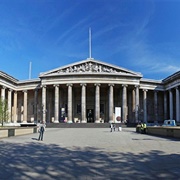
xmin=0 ymin=0 xmax=180 ymax=81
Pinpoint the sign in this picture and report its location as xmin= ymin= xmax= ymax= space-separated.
xmin=115 ymin=107 xmax=121 ymax=123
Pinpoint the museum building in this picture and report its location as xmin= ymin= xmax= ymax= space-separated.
xmin=0 ymin=58 xmax=180 ymax=124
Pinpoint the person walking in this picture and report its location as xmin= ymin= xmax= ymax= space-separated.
xmin=38 ymin=121 xmax=46 ymax=141
xmin=118 ymin=124 xmax=122 ymax=131
xmin=110 ymin=123 xmax=113 ymax=132
xmin=113 ymin=123 xmax=116 ymax=131
xmin=110 ymin=123 xmax=116 ymax=132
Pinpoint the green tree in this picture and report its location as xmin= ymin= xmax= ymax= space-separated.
xmin=0 ymin=98 xmax=9 ymax=126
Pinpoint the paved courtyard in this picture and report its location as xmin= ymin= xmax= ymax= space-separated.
xmin=0 ymin=128 xmax=180 ymax=180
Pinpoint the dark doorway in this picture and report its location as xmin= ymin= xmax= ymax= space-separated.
xmin=87 ymin=109 xmax=94 ymax=123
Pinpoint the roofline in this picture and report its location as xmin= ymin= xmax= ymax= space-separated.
xmin=16 ymin=78 xmax=40 ymax=84
xmin=162 ymin=71 xmax=180 ymax=83
xmin=141 ymin=78 xmax=162 ymax=84
xmin=0 ymin=71 xmax=18 ymax=82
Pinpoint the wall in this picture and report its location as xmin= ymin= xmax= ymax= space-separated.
xmin=0 ymin=127 xmax=38 ymax=139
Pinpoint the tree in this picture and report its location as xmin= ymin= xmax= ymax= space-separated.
xmin=0 ymin=98 xmax=9 ymax=126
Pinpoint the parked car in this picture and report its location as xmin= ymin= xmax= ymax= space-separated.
xmin=162 ymin=119 xmax=176 ymax=127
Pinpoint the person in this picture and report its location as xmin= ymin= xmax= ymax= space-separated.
xmin=110 ymin=123 xmax=116 ymax=132
xmin=38 ymin=121 xmax=46 ymax=141
xmin=113 ymin=123 xmax=116 ymax=131
xmin=140 ymin=122 xmax=146 ymax=134
xmin=140 ymin=122 xmax=144 ymax=133
xmin=143 ymin=123 xmax=147 ymax=134
xmin=118 ymin=124 xmax=122 ymax=131
xmin=110 ymin=123 xmax=113 ymax=132
xmin=88 ymin=110 xmax=93 ymax=122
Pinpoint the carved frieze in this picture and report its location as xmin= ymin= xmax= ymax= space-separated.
xmin=56 ymin=61 xmax=122 ymax=74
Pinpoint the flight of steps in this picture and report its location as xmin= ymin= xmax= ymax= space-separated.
xmin=46 ymin=123 xmax=134 ymax=128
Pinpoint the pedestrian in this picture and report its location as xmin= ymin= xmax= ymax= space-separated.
xmin=140 ymin=122 xmax=146 ymax=134
xmin=113 ymin=123 xmax=116 ymax=131
xmin=118 ymin=124 xmax=122 ymax=131
xmin=143 ymin=123 xmax=147 ymax=134
xmin=110 ymin=123 xmax=113 ymax=132
xmin=38 ymin=121 xmax=46 ymax=141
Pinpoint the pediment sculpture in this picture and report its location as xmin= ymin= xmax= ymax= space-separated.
xmin=57 ymin=62 xmax=123 ymax=74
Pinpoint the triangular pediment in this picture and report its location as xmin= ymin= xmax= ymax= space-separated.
xmin=40 ymin=58 xmax=142 ymax=77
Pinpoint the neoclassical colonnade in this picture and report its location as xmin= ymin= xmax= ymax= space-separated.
xmin=0 ymin=72 xmax=180 ymax=124
xmin=40 ymin=83 xmax=138 ymax=123
xmin=164 ymin=86 xmax=180 ymax=121
xmin=1 ymin=82 xmax=179 ymax=124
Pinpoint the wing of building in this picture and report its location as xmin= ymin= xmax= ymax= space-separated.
xmin=0 ymin=58 xmax=180 ymax=124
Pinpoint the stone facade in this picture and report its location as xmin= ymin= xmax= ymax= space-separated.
xmin=0 ymin=58 xmax=180 ymax=124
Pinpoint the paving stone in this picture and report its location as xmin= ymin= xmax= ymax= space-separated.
xmin=0 ymin=128 xmax=180 ymax=180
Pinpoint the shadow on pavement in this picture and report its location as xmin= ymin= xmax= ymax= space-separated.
xmin=0 ymin=140 xmax=179 ymax=180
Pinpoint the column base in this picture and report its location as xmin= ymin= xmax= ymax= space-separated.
xmin=95 ymin=120 xmax=100 ymax=123
xmin=53 ymin=120 xmax=59 ymax=123
xmin=67 ymin=120 xmax=73 ymax=123
xmin=81 ymin=120 xmax=87 ymax=123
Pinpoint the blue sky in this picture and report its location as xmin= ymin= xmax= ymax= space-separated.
xmin=0 ymin=0 xmax=180 ymax=80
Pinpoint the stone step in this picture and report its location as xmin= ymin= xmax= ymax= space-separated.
xmin=46 ymin=123 xmax=130 ymax=128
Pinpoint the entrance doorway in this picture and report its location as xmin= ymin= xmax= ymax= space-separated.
xmin=87 ymin=109 xmax=94 ymax=123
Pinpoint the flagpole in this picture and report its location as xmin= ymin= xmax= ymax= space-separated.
xmin=89 ymin=28 xmax=92 ymax=59
xmin=29 ymin=61 xmax=32 ymax=79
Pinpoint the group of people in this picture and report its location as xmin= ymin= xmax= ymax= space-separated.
xmin=110 ymin=123 xmax=122 ymax=132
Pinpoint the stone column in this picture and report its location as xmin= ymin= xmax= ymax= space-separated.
xmin=13 ymin=91 xmax=17 ymax=123
xmin=34 ymin=89 xmax=38 ymax=123
xmin=122 ymin=84 xmax=128 ymax=123
xmin=95 ymin=83 xmax=100 ymax=123
xmin=54 ymin=85 xmax=59 ymax=123
xmin=108 ymin=84 xmax=114 ymax=123
xmin=135 ymin=85 xmax=139 ymax=123
xmin=67 ymin=84 xmax=73 ymax=123
xmin=164 ymin=91 xmax=168 ymax=120
xmin=81 ymin=83 xmax=86 ymax=123
xmin=1 ymin=86 xmax=6 ymax=101
xmin=8 ymin=89 xmax=12 ymax=122
xmin=169 ymin=89 xmax=173 ymax=119
xmin=132 ymin=89 xmax=136 ymax=122
xmin=23 ymin=90 xmax=28 ymax=123
xmin=143 ymin=89 xmax=148 ymax=123
xmin=176 ymin=87 xmax=180 ymax=122
xmin=154 ymin=91 xmax=158 ymax=122
xmin=42 ymin=86 xmax=47 ymax=122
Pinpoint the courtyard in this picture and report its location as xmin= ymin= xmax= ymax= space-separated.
xmin=0 ymin=128 xmax=180 ymax=180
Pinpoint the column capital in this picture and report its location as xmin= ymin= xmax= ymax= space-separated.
xmin=2 ymin=86 xmax=7 ymax=89
xmin=143 ymin=89 xmax=148 ymax=92
xmin=80 ymin=83 xmax=87 ymax=86
xmin=108 ymin=83 xmax=114 ymax=87
xmin=175 ymin=86 xmax=179 ymax=90
xmin=94 ymin=83 xmax=101 ymax=87
xmin=8 ymin=89 xmax=13 ymax=92
xmin=23 ymin=90 xmax=28 ymax=93
xmin=134 ymin=85 xmax=140 ymax=88
xmin=41 ymin=85 xmax=46 ymax=88
xmin=66 ymin=83 xmax=73 ymax=87
xmin=34 ymin=88 xmax=39 ymax=92
xmin=122 ymin=84 xmax=128 ymax=87
xmin=53 ymin=84 xmax=59 ymax=87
